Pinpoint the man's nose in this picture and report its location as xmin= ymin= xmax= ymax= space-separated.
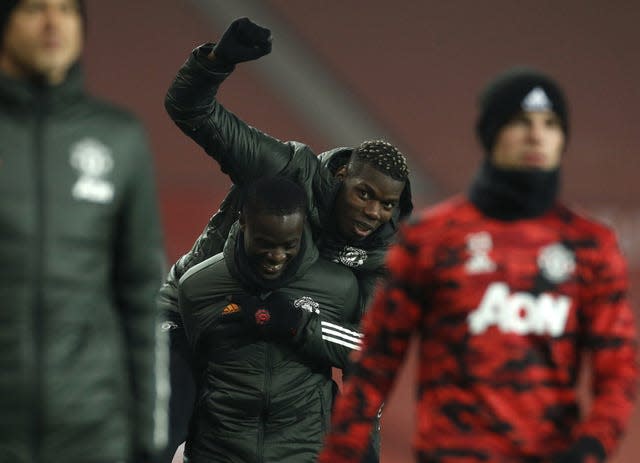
xmin=527 ymin=121 xmax=546 ymax=142
xmin=266 ymin=248 xmax=287 ymax=263
xmin=363 ymin=201 xmax=381 ymax=220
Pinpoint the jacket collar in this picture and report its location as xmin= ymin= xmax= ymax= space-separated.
xmin=0 ymin=61 xmax=84 ymax=109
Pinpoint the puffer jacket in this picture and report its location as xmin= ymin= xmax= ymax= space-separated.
xmin=158 ymin=43 xmax=412 ymax=462
xmin=0 ymin=65 xmax=165 ymax=463
xmin=178 ymin=223 xmax=360 ymax=462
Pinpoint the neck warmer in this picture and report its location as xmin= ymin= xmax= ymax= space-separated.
xmin=468 ymin=160 xmax=559 ymax=220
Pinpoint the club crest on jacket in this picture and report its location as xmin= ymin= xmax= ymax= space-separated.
xmin=334 ymin=246 xmax=368 ymax=268
xmin=70 ymin=138 xmax=115 ymax=204
xmin=294 ymin=296 xmax=320 ymax=314
xmin=537 ymin=243 xmax=575 ymax=283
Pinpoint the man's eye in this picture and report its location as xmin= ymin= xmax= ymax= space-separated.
xmin=546 ymin=118 xmax=561 ymax=128
xmin=383 ymin=202 xmax=395 ymax=211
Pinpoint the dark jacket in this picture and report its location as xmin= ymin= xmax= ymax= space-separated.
xmin=0 ymin=66 xmax=165 ymax=463
xmin=179 ymin=223 xmax=360 ymax=462
xmin=158 ymin=43 xmax=412 ymax=461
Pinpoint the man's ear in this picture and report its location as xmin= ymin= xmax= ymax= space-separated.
xmin=334 ymin=164 xmax=348 ymax=180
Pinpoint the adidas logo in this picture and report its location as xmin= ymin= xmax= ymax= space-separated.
xmin=521 ymin=86 xmax=552 ymax=111
xmin=222 ymin=303 xmax=240 ymax=315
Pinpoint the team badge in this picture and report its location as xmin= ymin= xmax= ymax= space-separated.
xmin=333 ymin=246 xmax=368 ymax=268
xmin=294 ymin=296 xmax=320 ymax=314
xmin=465 ymin=231 xmax=496 ymax=273
xmin=70 ymin=138 xmax=115 ymax=204
xmin=537 ymin=243 xmax=575 ymax=283
xmin=254 ymin=309 xmax=271 ymax=325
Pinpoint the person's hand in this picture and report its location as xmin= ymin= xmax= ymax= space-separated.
xmin=263 ymin=291 xmax=303 ymax=339
xmin=212 ymin=17 xmax=272 ymax=65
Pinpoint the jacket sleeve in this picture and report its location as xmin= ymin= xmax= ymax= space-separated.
xmin=112 ymin=122 xmax=167 ymax=459
xmin=164 ymin=43 xmax=297 ymax=184
xmin=318 ymin=229 xmax=423 ymax=463
xmin=569 ymin=230 xmax=638 ymax=462
xmin=285 ymin=262 xmax=361 ymax=369
xmin=295 ymin=309 xmax=363 ymax=370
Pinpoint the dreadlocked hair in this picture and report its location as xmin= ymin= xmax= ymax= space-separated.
xmin=350 ymin=139 xmax=409 ymax=181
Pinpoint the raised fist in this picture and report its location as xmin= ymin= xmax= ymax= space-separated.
xmin=213 ymin=17 xmax=272 ymax=65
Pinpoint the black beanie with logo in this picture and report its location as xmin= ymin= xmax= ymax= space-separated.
xmin=1 ymin=0 xmax=86 ymax=46
xmin=475 ymin=67 xmax=569 ymax=153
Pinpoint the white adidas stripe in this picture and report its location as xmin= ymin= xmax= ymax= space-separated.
xmin=322 ymin=327 xmax=363 ymax=344
xmin=321 ymin=320 xmax=364 ymax=338
xmin=321 ymin=321 xmax=363 ymax=350
xmin=322 ymin=335 xmax=362 ymax=351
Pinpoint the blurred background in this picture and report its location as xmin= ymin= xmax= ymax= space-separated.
xmin=82 ymin=1 xmax=640 ymax=461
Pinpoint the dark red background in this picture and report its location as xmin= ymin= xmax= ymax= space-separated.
xmin=83 ymin=2 xmax=640 ymax=461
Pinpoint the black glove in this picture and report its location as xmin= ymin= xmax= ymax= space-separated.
xmin=213 ymin=17 xmax=272 ymax=65
xmin=229 ymin=292 xmax=302 ymax=339
xmin=263 ymin=291 xmax=304 ymax=339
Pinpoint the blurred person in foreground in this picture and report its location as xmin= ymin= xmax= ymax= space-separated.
xmin=318 ymin=68 xmax=638 ymax=463
xmin=0 ymin=1 xmax=166 ymax=462
xmin=178 ymin=176 xmax=360 ymax=463
xmin=159 ymin=17 xmax=412 ymax=463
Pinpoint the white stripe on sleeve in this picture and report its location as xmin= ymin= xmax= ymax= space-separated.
xmin=321 ymin=320 xmax=363 ymax=350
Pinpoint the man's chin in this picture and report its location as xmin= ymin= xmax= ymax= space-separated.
xmin=259 ymin=271 xmax=283 ymax=281
xmin=343 ymin=233 xmax=368 ymax=245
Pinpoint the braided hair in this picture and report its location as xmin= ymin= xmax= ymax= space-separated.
xmin=349 ymin=139 xmax=409 ymax=181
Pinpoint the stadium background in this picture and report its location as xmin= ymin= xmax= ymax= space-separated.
xmin=82 ymin=1 xmax=639 ymax=461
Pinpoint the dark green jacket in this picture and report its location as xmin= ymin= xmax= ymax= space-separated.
xmin=179 ymin=223 xmax=360 ymax=462
xmin=0 ymin=66 xmax=165 ymax=463
xmin=159 ymin=43 xmax=411 ymax=461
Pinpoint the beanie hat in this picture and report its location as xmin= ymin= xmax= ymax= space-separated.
xmin=475 ymin=67 xmax=569 ymax=153
xmin=1 ymin=0 xmax=86 ymax=46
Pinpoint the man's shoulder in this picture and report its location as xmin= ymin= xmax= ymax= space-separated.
xmin=401 ymin=195 xmax=472 ymax=237
xmin=297 ymin=257 xmax=359 ymax=294
xmin=553 ymin=203 xmax=620 ymax=246
xmin=77 ymin=93 xmax=146 ymax=131
xmin=179 ymin=253 xmax=230 ymax=296
xmin=312 ymin=257 xmax=358 ymax=277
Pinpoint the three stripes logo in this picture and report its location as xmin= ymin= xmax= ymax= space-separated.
xmin=222 ymin=303 xmax=240 ymax=315
xmin=321 ymin=321 xmax=363 ymax=351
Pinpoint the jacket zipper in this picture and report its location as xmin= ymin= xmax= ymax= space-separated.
xmin=258 ymin=343 xmax=272 ymax=463
xmin=31 ymin=90 xmax=48 ymax=463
